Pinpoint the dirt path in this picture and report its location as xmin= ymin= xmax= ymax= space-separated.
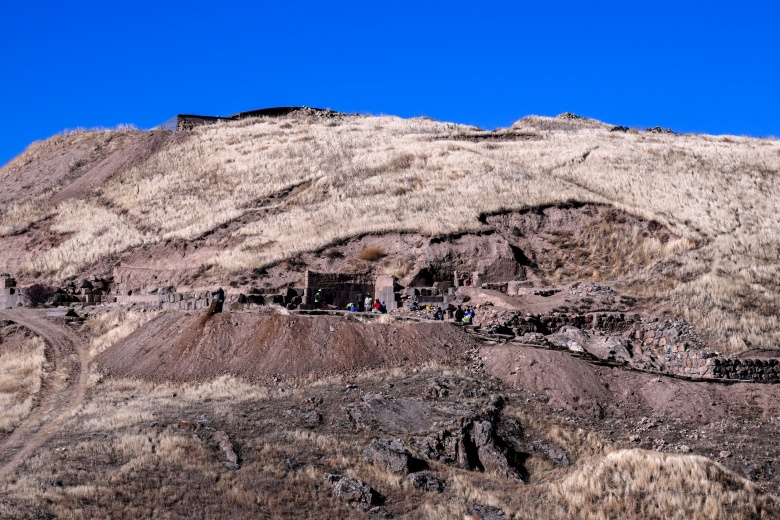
xmin=0 ymin=309 xmax=89 ymax=479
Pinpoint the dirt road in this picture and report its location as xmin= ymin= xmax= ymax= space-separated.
xmin=0 ymin=309 xmax=89 ymax=479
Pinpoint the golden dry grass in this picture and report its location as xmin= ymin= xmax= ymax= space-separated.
xmin=0 ymin=336 xmax=46 ymax=432
xmin=550 ymin=449 xmax=780 ymax=519
xmin=1 ymin=113 xmax=779 ymax=352
xmin=83 ymin=308 xmax=159 ymax=358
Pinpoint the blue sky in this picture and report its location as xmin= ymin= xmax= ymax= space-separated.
xmin=1 ymin=1 xmax=778 ymax=166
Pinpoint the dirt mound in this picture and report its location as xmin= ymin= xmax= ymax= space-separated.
xmin=482 ymin=345 xmax=780 ymax=424
xmin=98 ymin=311 xmax=474 ymax=383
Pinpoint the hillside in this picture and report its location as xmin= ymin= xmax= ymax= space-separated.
xmin=1 ymin=111 xmax=779 ymax=353
xmin=1 ymin=111 xmax=780 ymax=518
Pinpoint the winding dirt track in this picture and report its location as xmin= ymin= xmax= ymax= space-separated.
xmin=0 ymin=309 xmax=89 ymax=479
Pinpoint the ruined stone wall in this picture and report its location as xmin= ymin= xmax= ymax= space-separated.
xmin=499 ymin=311 xmax=779 ymax=383
xmin=638 ymin=320 xmax=780 ymax=382
xmin=303 ymin=270 xmax=376 ymax=310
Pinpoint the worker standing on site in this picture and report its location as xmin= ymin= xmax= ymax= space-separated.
xmin=314 ymin=289 xmax=323 ymax=310
xmin=364 ymin=294 xmax=373 ymax=313
xmin=454 ymin=305 xmax=464 ymax=324
xmin=213 ymin=287 xmax=225 ymax=314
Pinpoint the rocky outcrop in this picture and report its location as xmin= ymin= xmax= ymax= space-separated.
xmin=414 ymin=396 xmax=528 ymax=481
xmin=362 ymin=438 xmax=413 ymax=474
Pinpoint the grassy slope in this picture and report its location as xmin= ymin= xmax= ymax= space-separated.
xmin=1 ymin=113 xmax=779 ymax=352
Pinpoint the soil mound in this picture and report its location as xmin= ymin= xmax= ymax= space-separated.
xmin=97 ymin=311 xmax=474 ymax=383
xmin=482 ymin=345 xmax=780 ymax=424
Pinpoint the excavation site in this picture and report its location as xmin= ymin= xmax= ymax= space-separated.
xmin=0 ymin=110 xmax=779 ymax=519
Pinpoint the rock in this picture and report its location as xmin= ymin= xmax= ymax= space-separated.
xmin=362 ymin=438 xmax=412 ymax=474
xmin=604 ymin=336 xmax=633 ymax=362
xmin=407 ymin=472 xmax=444 ymax=492
xmin=415 ymin=410 xmax=528 ymax=481
xmin=548 ymin=327 xmax=589 ymax=352
xmin=719 ymin=450 xmax=732 ymax=458
xmin=304 ymin=411 xmax=323 ymax=425
xmin=324 ymin=473 xmax=378 ymax=510
xmin=530 ymin=440 xmax=570 ymax=466
xmin=473 ymin=420 xmax=493 ymax=447
xmin=629 ymin=434 xmax=641 ymax=442
xmin=367 ymin=506 xmax=392 ymax=518
xmin=678 ymin=445 xmax=691 ymax=453
xmin=213 ymin=430 xmax=239 ymax=465
xmin=469 ymin=503 xmax=507 ymax=520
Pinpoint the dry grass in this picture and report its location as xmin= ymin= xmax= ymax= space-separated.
xmin=83 ymin=309 xmax=159 ymax=358
xmin=1 ymin=362 xmax=777 ymax=518
xmin=0 ymin=336 xmax=46 ymax=432
xmin=357 ymin=246 xmax=387 ymax=261
xmin=550 ymin=449 xmax=780 ymax=519
xmin=2 ymin=113 xmax=779 ymax=352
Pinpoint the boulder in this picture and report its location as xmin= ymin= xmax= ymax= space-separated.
xmin=212 ymin=430 xmax=239 ymax=466
xmin=304 ymin=411 xmax=323 ymax=425
xmin=362 ymin=438 xmax=412 ymax=474
xmin=323 ymin=473 xmax=378 ymax=510
xmin=407 ymin=472 xmax=444 ymax=493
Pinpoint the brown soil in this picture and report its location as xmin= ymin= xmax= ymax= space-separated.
xmin=482 ymin=344 xmax=780 ymax=424
xmin=480 ymin=343 xmax=780 ymax=487
xmin=97 ymin=311 xmax=475 ymax=383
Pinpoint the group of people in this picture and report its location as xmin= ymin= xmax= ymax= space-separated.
xmin=345 ymin=296 xmax=386 ymax=313
xmin=408 ymin=299 xmax=476 ymax=324
xmin=454 ymin=305 xmax=475 ymax=325
xmin=313 ymin=289 xmax=386 ymax=313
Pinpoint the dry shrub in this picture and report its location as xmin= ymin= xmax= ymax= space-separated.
xmin=358 ymin=246 xmax=387 ymax=261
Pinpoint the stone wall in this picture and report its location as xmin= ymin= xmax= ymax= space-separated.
xmin=303 ymin=270 xmax=376 ymax=310
xmin=637 ymin=319 xmax=779 ymax=382
xmin=498 ymin=311 xmax=779 ymax=383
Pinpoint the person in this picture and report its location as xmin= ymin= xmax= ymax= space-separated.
xmin=434 ymin=307 xmax=443 ymax=320
xmin=314 ymin=289 xmax=323 ymax=309
xmin=462 ymin=309 xmax=473 ymax=325
xmin=409 ymin=297 xmax=419 ymax=311
xmin=373 ymin=298 xmax=381 ymax=313
xmin=213 ymin=287 xmax=225 ymax=314
xmin=346 ymin=302 xmax=356 ymax=312
xmin=364 ymin=294 xmax=373 ymax=313
xmin=454 ymin=305 xmax=464 ymax=324
xmin=379 ymin=301 xmax=387 ymax=314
